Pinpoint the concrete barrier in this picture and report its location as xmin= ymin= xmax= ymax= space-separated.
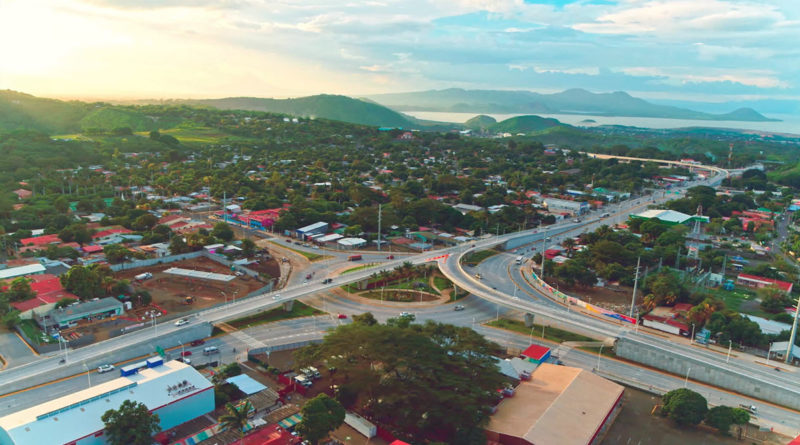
xmin=615 ymin=335 xmax=800 ymax=410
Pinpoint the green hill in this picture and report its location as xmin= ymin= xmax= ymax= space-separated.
xmin=79 ymin=107 xmax=157 ymax=132
xmin=179 ymin=94 xmax=419 ymax=128
xmin=0 ymin=90 xmax=91 ymax=133
xmin=490 ymin=115 xmax=564 ymax=133
xmin=465 ymin=115 xmax=496 ymax=131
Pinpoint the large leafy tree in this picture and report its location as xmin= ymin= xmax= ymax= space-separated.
xmin=295 ymin=319 xmax=504 ymax=443
xmin=704 ymin=406 xmax=750 ymax=435
xmin=218 ymin=401 xmax=252 ymax=444
xmin=296 ymin=394 xmax=346 ymax=445
xmin=662 ymin=388 xmax=708 ymax=427
xmin=101 ymin=400 xmax=161 ymax=445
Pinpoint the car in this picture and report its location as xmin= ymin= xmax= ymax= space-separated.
xmin=474 ymin=273 xmax=482 ymax=280
xmin=190 ymin=339 xmax=205 ymax=346
xmin=312 ymin=245 xmax=320 ymax=250
xmin=306 ymin=273 xmax=313 ymax=280
xmin=203 ymin=346 xmax=219 ymax=355
xmin=174 ymin=318 xmax=190 ymax=327
xmin=400 ymin=311 xmax=410 ymax=317
xmin=303 ymin=243 xmax=310 ymax=247
xmin=386 ymin=255 xmax=395 ymax=259
xmin=453 ymin=305 xmax=465 ymax=311
xmin=97 ymin=364 xmax=114 ymax=374
xmin=337 ymin=314 xmax=347 ymax=319
xmin=272 ymin=294 xmax=281 ymax=300
xmin=177 ymin=357 xmax=192 ymax=364
xmin=181 ymin=350 xmax=192 ymax=357
xmin=322 ymin=278 xmax=333 ymax=284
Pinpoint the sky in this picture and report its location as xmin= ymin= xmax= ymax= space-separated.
xmin=0 ymin=0 xmax=798 ymax=103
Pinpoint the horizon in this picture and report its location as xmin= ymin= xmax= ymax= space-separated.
xmin=1 ymin=0 xmax=798 ymax=107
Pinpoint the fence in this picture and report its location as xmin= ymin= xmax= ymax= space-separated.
xmin=248 ymin=339 xmax=323 ymax=357
xmin=110 ymin=251 xmax=203 ymax=272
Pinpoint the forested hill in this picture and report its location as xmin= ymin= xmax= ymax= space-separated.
xmin=167 ymin=94 xmax=420 ymax=129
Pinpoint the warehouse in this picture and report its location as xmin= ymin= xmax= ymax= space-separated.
xmin=38 ymin=297 xmax=124 ymax=331
xmin=542 ymin=197 xmax=589 ymax=215
xmin=485 ymin=363 xmax=623 ymax=445
xmin=0 ymin=360 xmax=214 ymax=445
xmin=295 ymin=222 xmax=328 ymax=239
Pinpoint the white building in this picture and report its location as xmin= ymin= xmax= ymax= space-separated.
xmin=0 ymin=360 xmax=214 ymax=445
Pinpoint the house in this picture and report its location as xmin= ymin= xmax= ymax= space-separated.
xmin=736 ymin=274 xmax=793 ymax=294
xmin=19 ymin=234 xmax=61 ymax=248
xmin=12 ymin=189 xmax=32 ymax=200
xmin=521 ymin=344 xmax=551 ymax=364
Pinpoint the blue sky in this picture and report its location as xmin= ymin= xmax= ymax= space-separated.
xmin=0 ymin=0 xmax=798 ymax=103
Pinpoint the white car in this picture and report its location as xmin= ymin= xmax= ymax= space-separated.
xmin=272 ymin=294 xmax=281 ymax=300
xmin=97 ymin=364 xmax=115 ymax=373
xmin=174 ymin=318 xmax=190 ymax=326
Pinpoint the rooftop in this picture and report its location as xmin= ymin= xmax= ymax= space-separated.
xmin=0 ymin=263 xmax=46 ymax=281
xmin=487 ymin=363 xmax=624 ymax=445
xmin=0 ymin=361 xmax=212 ymax=444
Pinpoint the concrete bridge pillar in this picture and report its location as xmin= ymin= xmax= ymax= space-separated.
xmin=282 ymin=300 xmax=294 ymax=312
xmin=524 ymin=313 xmax=535 ymax=327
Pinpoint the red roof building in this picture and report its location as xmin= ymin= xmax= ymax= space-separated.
xmin=736 ymin=274 xmax=793 ymax=293
xmin=521 ymin=344 xmax=552 ymax=364
xmin=92 ymin=228 xmax=133 ymax=239
xmin=10 ymin=274 xmax=78 ymax=312
xmin=82 ymin=245 xmax=104 ymax=254
xmin=19 ymin=234 xmax=61 ymax=247
xmin=13 ymin=189 xmax=32 ymax=200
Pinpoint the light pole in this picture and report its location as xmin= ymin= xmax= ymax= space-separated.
xmin=684 ymin=367 xmax=691 ymax=388
xmin=150 ymin=312 xmax=158 ymax=337
xmin=690 ymin=324 xmax=695 ymax=344
xmin=529 ymin=326 xmax=534 ymax=345
xmin=726 ymin=340 xmax=733 ymax=363
xmin=596 ymin=345 xmax=604 ymax=371
xmin=60 ymin=337 xmax=69 ymax=364
xmin=83 ymin=362 xmax=91 ymax=387
xmin=541 ymin=324 xmax=546 ymax=339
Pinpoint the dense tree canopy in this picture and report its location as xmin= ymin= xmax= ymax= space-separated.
xmin=101 ymin=400 xmax=161 ymax=445
xmin=662 ymin=389 xmax=708 ymax=427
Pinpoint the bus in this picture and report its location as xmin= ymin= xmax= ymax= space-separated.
xmin=348 ymin=255 xmax=362 ymax=261
xmin=515 ymin=256 xmax=524 ymax=265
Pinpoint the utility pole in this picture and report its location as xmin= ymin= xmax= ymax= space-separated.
xmin=540 ymin=226 xmax=548 ymax=278
xmin=630 ymin=256 xmax=641 ymax=318
xmin=377 ymin=204 xmax=382 ymax=252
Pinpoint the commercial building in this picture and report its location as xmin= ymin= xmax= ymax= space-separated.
xmin=38 ymin=297 xmax=124 ymax=331
xmin=631 ymin=209 xmax=708 ymax=226
xmin=0 ymin=263 xmax=46 ymax=281
xmin=0 ymin=360 xmax=214 ymax=445
xmin=485 ymin=363 xmax=624 ymax=445
xmin=542 ymin=197 xmax=589 ymax=215
xmin=295 ymin=222 xmax=328 ymax=239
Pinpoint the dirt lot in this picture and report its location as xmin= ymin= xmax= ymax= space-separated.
xmin=117 ymin=256 xmax=269 ymax=315
xmin=549 ymin=279 xmax=639 ymax=314
xmin=603 ymin=387 xmax=787 ymax=445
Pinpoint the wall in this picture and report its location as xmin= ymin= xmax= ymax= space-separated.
xmin=247 ymin=339 xmax=323 ymax=357
xmin=110 ymin=251 xmax=203 ymax=272
xmin=153 ymin=387 xmax=215 ymax=431
xmin=615 ymin=335 xmax=800 ymax=410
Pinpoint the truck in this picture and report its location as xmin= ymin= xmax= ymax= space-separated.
xmin=135 ymin=272 xmax=153 ymax=281
xmin=348 ymin=255 xmax=362 ymax=261
xmin=739 ymin=404 xmax=758 ymax=415
xmin=344 ymin=412 xmax=377 ymax=438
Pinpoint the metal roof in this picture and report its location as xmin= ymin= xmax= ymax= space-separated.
xmin=163 ymin=267 xmax=235 ymax=282
xmin=0 ymin=361 xmax=213 ymax=445
xmin=0 ymin=264 xmax=46 ymax=281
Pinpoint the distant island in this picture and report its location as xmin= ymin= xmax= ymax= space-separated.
xmin=366 ymin=88 xmax=780 ymax=122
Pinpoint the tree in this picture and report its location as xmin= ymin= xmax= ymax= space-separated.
xmin=296 ymin=394 xmax=346 ymax=445
xmin=704 ymin=406 xmax=749 ymax=435
xmin=169 ymin=236 xmax=191 ymax=255
xmin=101 ymin=400 xmax=161 ymax=445
xmin=218 ymin=401 xmax=252 ymax=444
xmin=662 ymin=388 xmax=708 ymax=426
xmin=7 ymin=277 xmax=35 ymax=302
xmin=212 ymin=222 xmax=234 ymax=242
xmin=758 ymin=286 xmax=790 ymax=313
xmin=55 ymin=297 xmax=77 ymax=309
xmin=132 ymin=214 xmax=157 ymax=231
xmin=103 ymin=244 xmax=130 ymax=264
xmin=352 ymin=312 xmax=378 ymax=326
xmin=240 ymin=238 xmax=256 ymax=257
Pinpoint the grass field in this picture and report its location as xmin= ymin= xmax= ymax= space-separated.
xmin=486 ymin=318 xmax=598 ymax=344
xmin=433 ymin=276 xmax=452 ymax=292
xmin=18 ymin=319 xmax=56 ymax=344
xmin=268 ymin=241 xmax=327 ymax=261
xmin=463 ymin=249 xmax=501 ymax=266
xmin=341 ymin=264 xmax=377 ymax=274
xmin=226 ymin=301 xmax=324 ymax=329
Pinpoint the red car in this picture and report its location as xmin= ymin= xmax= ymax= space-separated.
xmin=181 ymin=351 xmax=192 ymax=357
xmin=190 ymin=339 xmax=205 ymax=346
xmin=387 ymin=255 xmax=394 ymax=259
xmin=337 ymin=314 xmax=348 ymax=319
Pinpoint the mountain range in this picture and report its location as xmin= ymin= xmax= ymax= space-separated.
xmin=366 ymin=88 xmax=779 ymax=122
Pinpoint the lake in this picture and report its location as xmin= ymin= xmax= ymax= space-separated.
xmin=402 ymin=111 xmax=800 ymax=136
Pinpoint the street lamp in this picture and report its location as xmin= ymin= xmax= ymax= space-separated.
xmin=529 ymin=326 xmax=534 ymax=345
xmin=684 ymin=367 xmax=691 ymax=388
xmin=83 ymin=362 xmax=91 ymax=387
xmin=726 ymin=340 xmax=733 ymax=363
xmin=596 ymin=345 xmax=604 ymax=371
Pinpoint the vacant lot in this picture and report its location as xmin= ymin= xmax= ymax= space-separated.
xmin=117 ymin=256 xmax=268 ymax=315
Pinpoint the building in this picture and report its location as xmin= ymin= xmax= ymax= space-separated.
xmin=631 ymin=209 xmax=708 ymax=226
xmin=485 ymin=364 xmax=624 ymax=445
xmin=736 ymin=274 xmax=793 ymax=294
xmin=295 ymin=222 xmax=329 ymax=239
xmin=521 ymin=344 xmax=551 ymax=364
xmin=38 ymin=297 xmax=124 ymax=331
xmin=453 ymin=203 xmax=485 ymax=214
xmin=337 ymin=237 xmax=367 ymax=249
xmin=0 ymin=263 xmax=46 ymax=281
xmin=0 ymin=360 xmax=214 ymax=445
xmin=542 ymin=197 xmax=589 ymax=215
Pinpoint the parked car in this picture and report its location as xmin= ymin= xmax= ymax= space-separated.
xmin=97 ymin=364 xmax=115 ymax=373
xmin=174 ymin=318 xmax=190 ymax=327
xmin=190 ymin=339 xmax=205 ymax=346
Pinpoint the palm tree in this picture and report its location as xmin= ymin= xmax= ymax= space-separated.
xmin=219 ymin=401 xmax=252 ymax=444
